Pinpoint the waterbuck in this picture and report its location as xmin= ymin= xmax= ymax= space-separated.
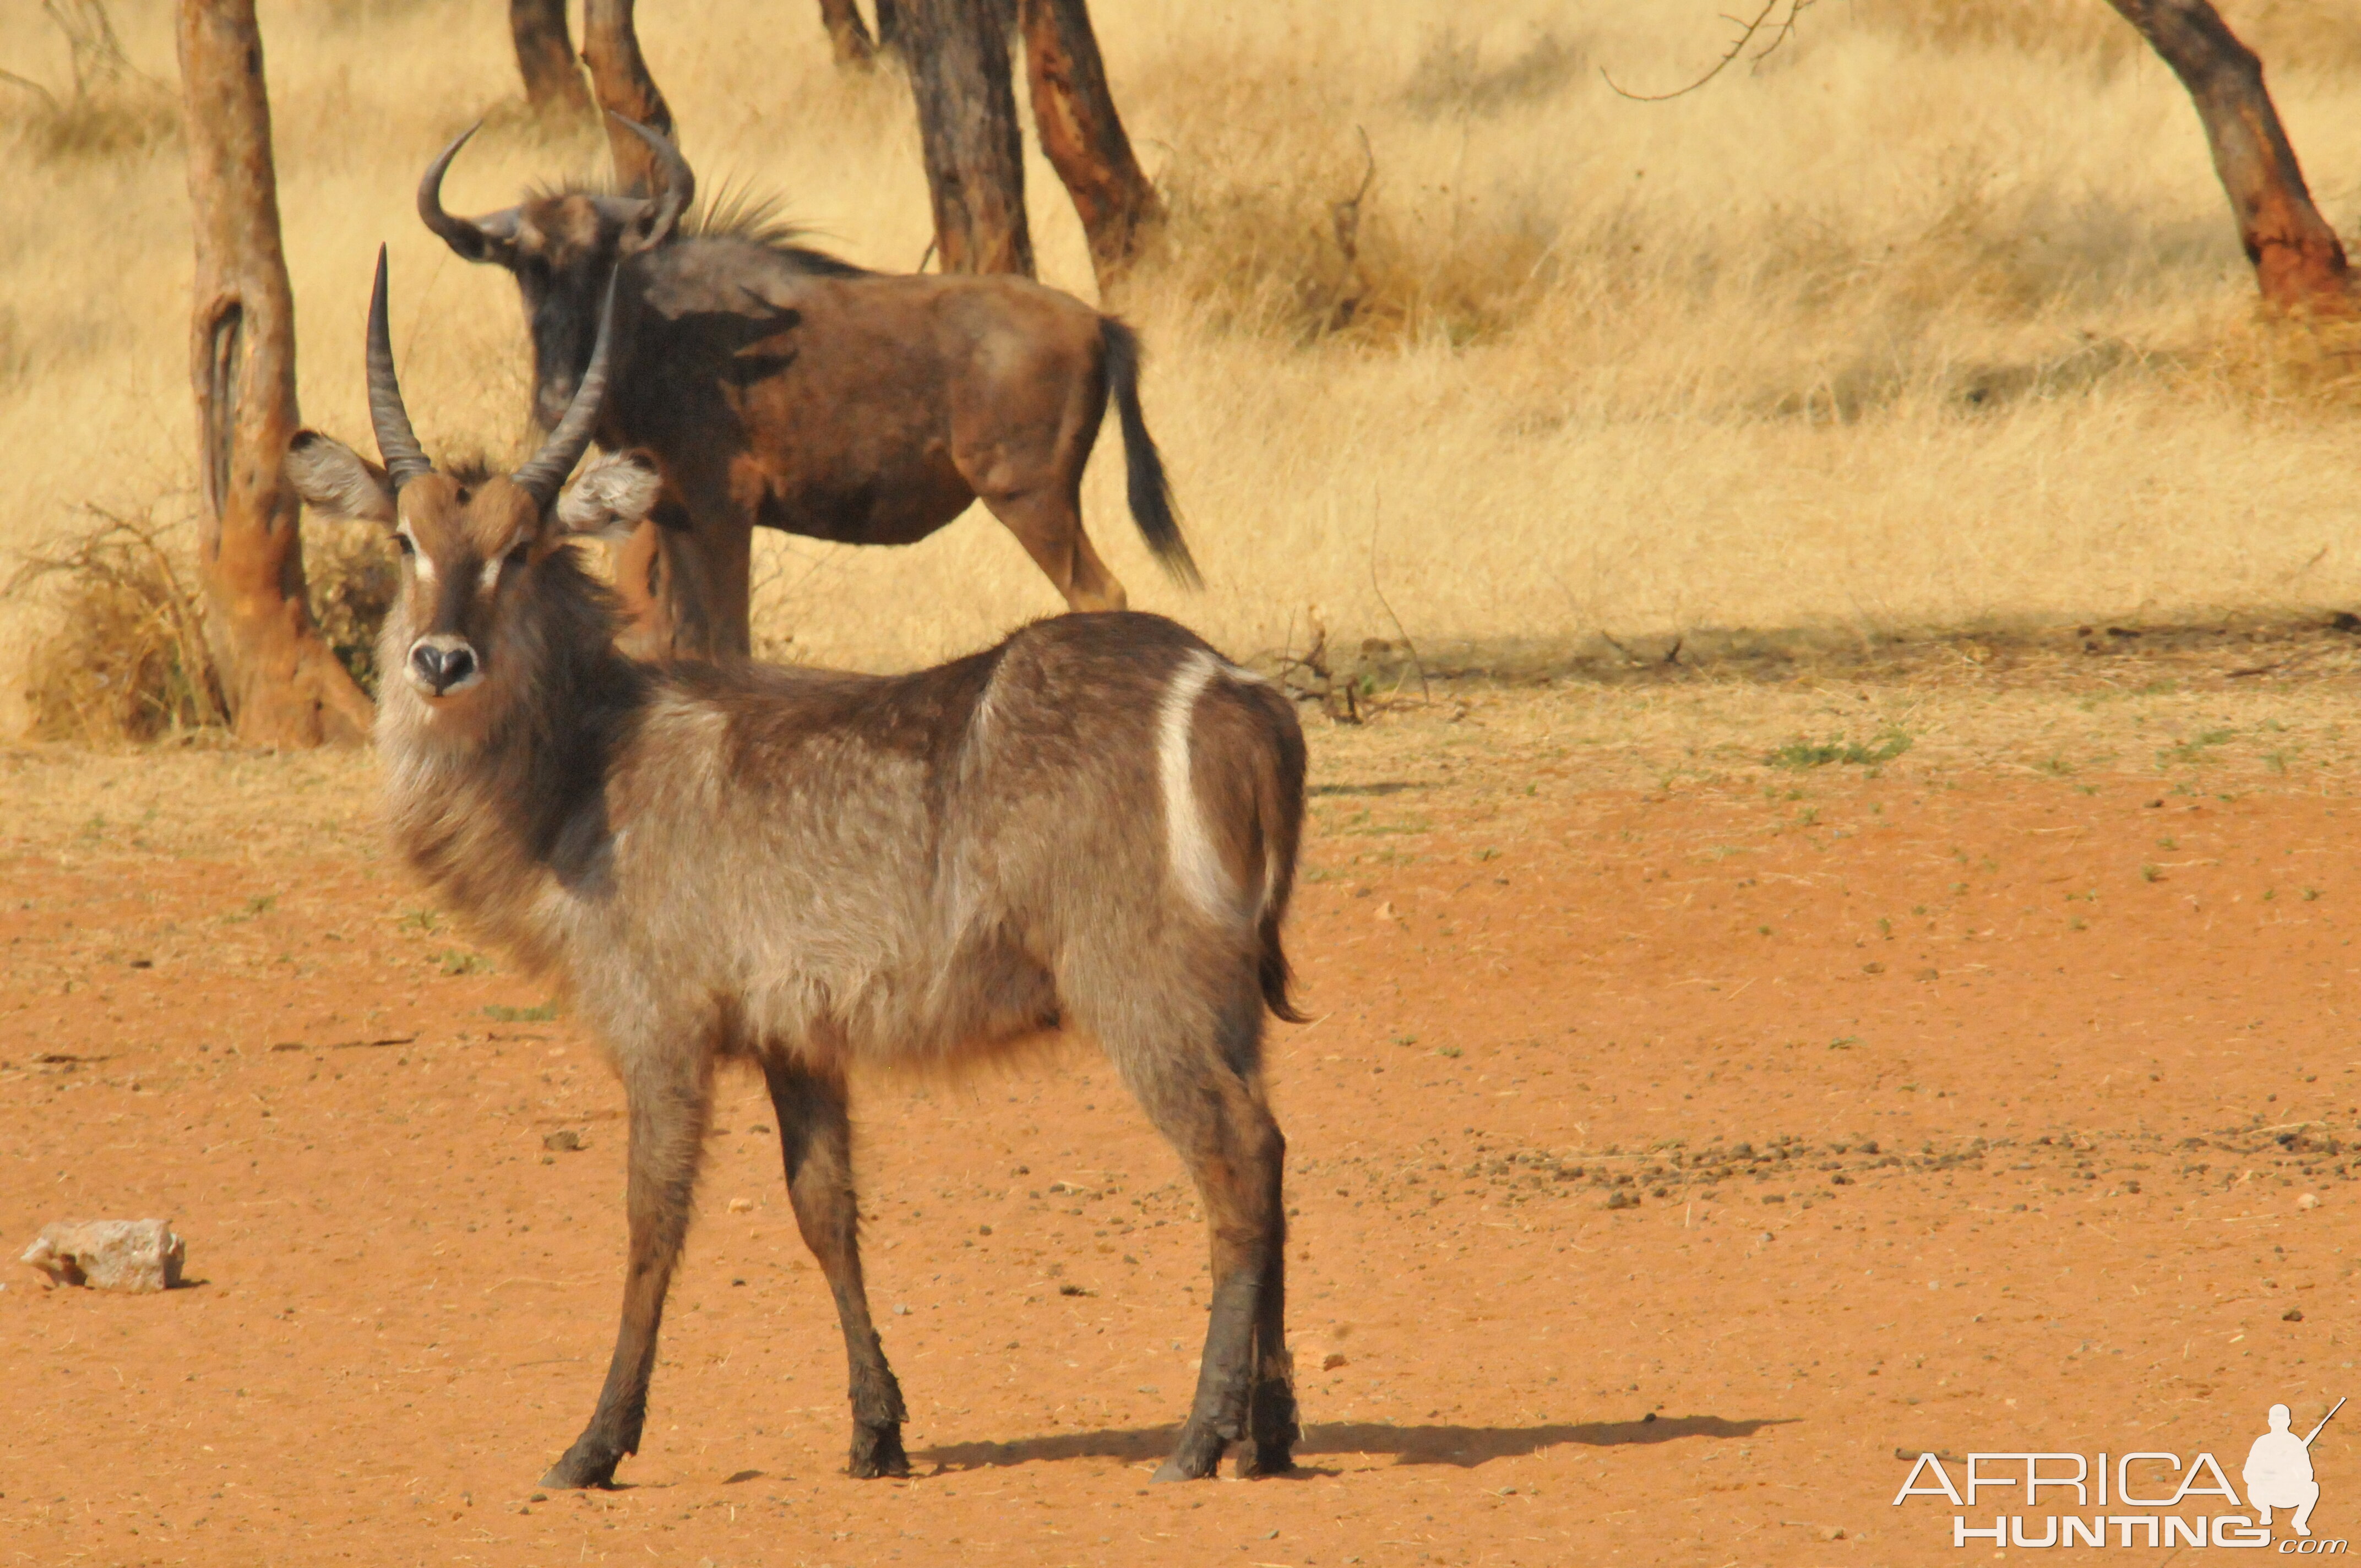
xmin=418 ymin=118 xmax=1199 ymax=661
xmin=286 ymin=249 xmax=1303 ymax=1487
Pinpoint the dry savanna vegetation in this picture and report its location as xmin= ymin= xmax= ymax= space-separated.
xmin=7 ymin=0 xmax=2361 ymax=732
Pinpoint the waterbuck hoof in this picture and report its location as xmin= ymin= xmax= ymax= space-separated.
xmin=847 ymin=1423 xmax=910 ymax=1479
xmin=1152 ymin=1425 xmax=1228 ymax=1482
xmin=1234 ymin=1440 xmax=1297 ymax=1478
xmin=541 ymin=1445 xmax=623 ymax=1490
xmin=1242 ymin=1380 xmax=1300 ymax=1475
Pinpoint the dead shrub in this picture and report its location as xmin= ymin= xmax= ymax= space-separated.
xmin=1157 ymin=130 xmax=1559 ymax=348
xmin=7 ymin=507 xmax=223 ymax=743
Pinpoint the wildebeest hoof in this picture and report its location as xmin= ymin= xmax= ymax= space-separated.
xmin=848 ymin=1423 xmax=910 ymax=1479
xmin=541 ymin=1444 xmax=623 ymax=1489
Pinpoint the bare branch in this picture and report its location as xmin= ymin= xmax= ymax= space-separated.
xmin=1602 ymin=0 xmax=1816 ymax=104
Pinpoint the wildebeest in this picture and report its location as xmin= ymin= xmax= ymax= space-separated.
xmin=284 ymin=249 xmax=1304 ymax=1486
xmin=418 ymin=117 xmax=1199 ymax=661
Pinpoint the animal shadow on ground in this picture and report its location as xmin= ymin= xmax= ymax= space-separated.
xmin=915 ymin=1414 xmax=1786 ymax=1474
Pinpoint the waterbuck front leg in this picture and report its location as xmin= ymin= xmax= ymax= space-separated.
xmin=543 ymin=1053 xmax=711 ymax=1488
xmin=1119 ymin=1021 xmax=1293 ymax=1482
xmin=763 ymin=1057 xmax=910 ymax=1478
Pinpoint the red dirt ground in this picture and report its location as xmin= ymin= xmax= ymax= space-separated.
xmin=3 ymin=675 xmax=2358 ymax=1566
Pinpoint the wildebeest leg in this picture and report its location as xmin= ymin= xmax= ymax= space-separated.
xmin=609 ymin=518 xmax=675 ymax=662
xmin=1110 ymin=1000 xmax=1289 ymax=1481
xmin=623 ymin=484 xmax=753 ymax=661
xmin=982 ymin=487 xmax=1129 ymax=613
xmin=763 ymin=1057 xmax=910 ymax=1478
xmin=542 ymin=1050 xmax=711 ymax=1488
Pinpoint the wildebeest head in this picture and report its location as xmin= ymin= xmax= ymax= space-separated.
xmin=418 ymin=116 xmax=693 ymax=432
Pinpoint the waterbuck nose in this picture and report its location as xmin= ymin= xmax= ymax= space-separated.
xmin=407 ymin=639 xmax=478 ymax=695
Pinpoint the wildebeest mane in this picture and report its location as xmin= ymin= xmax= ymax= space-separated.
xmin=524 ymin=173 xmax=874 ymax=278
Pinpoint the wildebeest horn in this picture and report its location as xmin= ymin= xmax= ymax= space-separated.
xmin=417 ymin=122 xmax=517 ymax=264
xmin=609 ymin=114 xmax=693 ymax=254
xmin=511 ymin=273 xmax=619 ymax=506
xmin=365 ymin=246 xmax=434 ymax=492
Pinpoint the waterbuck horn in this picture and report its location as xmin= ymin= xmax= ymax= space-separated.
xmin=511 ymin=273 xmax=619 ymax=506
xmin=417 ymin=122 xmax=517 ymax=264
xmin=366 ymin=246 xmax=435 ymax=491
xmin=608 ymin=114 xmax=693 ymax=255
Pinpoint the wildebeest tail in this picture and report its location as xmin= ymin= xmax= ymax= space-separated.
xmin=1101 ymin=316 xmax=1201 ymax=588
xmin=1244 ymin=676 xmax=1309 ymax=1023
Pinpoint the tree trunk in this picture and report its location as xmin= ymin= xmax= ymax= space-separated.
xmin=1020 ymin=0 xmax=1160 ymax=289
xmin=818 ymin=0 xmax=875 ymax=67
xmin=2104 ymin=0 xmax=2351 ymax=312
xmin=874 ymin=0 xmax=902 ymax=52
xmin=511 ymin=0 xmax=593 ymax=119
xmin=175 ymin=0 xmax=371 ymax=747
xmin=900 ymin=0 xmax=1033 ymax=275
xmin=582 ymin=0 xmax=673 ymax=195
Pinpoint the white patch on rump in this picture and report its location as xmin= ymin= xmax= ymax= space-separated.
xmin=1158 ymin=649 xmax=1233 ymax=922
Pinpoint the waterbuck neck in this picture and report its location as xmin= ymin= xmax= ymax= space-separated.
xmin=375 ymin=546 xmax=648 ymax=955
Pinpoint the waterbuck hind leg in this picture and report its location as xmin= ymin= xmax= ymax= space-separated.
xmin=1116 ymin=1011 xmax=1289 ymax=1482
xmin=543 ymin=1056 xmax=712 ymax=1488
xmin=764 ymin=1057 xmax=910 ymax=1478
xmin=1237 ymin=1089 xmax=1299 ymax=1478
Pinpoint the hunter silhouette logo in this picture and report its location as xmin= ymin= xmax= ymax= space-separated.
xmin=2249 ymin=1399 xmax=2342 ymax=1538
xmin=1891 ymin=1396 xmax=2345 ymax=1550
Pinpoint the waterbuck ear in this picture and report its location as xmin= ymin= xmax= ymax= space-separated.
xmin=286 ymin=431 xmax=396 ymax=524
xmin=554 ymin=450 xmax=661 ymax=541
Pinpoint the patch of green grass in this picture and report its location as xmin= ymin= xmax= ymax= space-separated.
xmin=483 ymin=1002 xmax=558 ymax=1023
xmin=2140 ymin=864 xmax=2161 ymax=883
xmin=434 ymin=949 xmax=492 ymax=976
xmin=1434 ymin=1044 xmax=1463 ymax=1059
xmin=1764 ymin=731 xmax=1913 ymax=770
xmin=397 ymin=908 xmax=442 ymax=934
xmin=2157 ymin=729 xmax=2235 ymax=768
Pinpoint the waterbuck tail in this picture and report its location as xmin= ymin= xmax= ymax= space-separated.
xmin=1101 ymin=317 xmax=1200 ymax=588
xmin=1247 ymin=677 xmax=1309 ymax=1023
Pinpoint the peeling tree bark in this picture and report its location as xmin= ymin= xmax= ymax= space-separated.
xmin=2104 ymin=0 xmax=2351 ymax=312
xmin=1020 ymin=0 xmax=1160 ymax=290
xmin=901 ymin=0 xmax=1033 ymax=275
xmin=582 ymin=0 xmax=673 ymax=195
xmin=512 ymin=0 xmax=593 ymax=119
xmin=818 ymin=0 xmax=876 ymax=67
xmin=176 ymin=0 xmax=371 ymax=747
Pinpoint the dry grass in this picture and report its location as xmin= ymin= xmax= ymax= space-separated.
xmin=8 ymin=0 xmax=2361 ymax=732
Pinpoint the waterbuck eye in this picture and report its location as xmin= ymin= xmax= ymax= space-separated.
xmin=393 ymin=533 xmax=415 ymax=556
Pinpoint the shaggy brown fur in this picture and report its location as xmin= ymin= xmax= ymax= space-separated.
xmin=284 ymin=257 xmax=1303 ymax=1489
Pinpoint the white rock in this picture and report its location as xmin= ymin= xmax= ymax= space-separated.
xmin=21 ymin=1219 xmax=186 ymax=1292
